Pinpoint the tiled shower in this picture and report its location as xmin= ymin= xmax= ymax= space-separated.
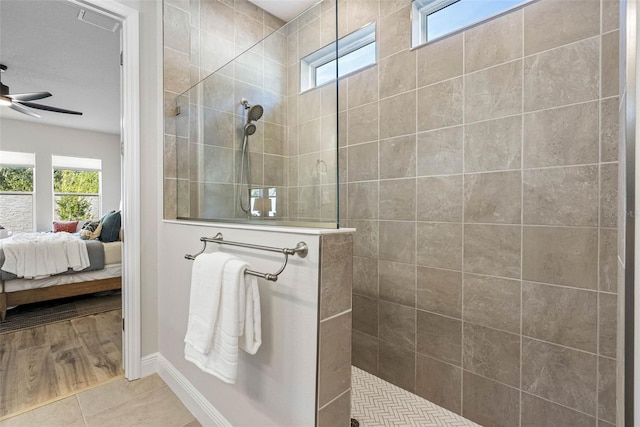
xmin=163 ymin=0 xmax=622 ymax=425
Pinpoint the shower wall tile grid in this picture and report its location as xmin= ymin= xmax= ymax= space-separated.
xmin=351 ymin=366 xmax=479 ymax=427
xmin=162 ymin=0 xmax=288 ymax=220
xmin=344 ymin=0 xmax=620 ymax=426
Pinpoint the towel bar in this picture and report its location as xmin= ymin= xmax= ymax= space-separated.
xmin=185 ymin=233 xmax=308 ymax=282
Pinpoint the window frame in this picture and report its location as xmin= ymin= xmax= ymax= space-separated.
xmin=300 ymin=21 xmax=377 ymax=92
xmin=411 ymin=0 xmax=536 ymax=47
xmin=0 ymin=151 xmax=36 ymax=232
xmin=51 ymin=155 xmax=103 ymax=222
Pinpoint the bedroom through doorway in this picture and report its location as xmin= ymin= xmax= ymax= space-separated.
xmin=0 ymin=0 xmax=127 ymax=419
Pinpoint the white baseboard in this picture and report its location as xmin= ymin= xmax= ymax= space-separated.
xmin=140 ymin=353 xmax=159 ymax=378
xmin=156 ymin=354 xmax=232 ymax=427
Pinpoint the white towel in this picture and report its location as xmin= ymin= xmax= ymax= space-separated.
xmin=184 ymin=253 xmax=262 ymax=384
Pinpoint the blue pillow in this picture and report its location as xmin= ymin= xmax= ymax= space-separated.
xmin=100 ymin=210 xmax=121 ymax=243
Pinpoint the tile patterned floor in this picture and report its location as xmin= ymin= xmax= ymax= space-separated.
xmin=351 ymin=367 xmax=479 ymax=427
xmin=0 ymin=374 xmax=200 ymax=427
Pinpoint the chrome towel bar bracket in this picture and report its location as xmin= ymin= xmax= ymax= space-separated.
xmin=185 ymin=232 xmax=308 ymax=282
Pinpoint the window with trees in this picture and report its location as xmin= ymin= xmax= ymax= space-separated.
xmin=52 ymin=155 xmax=102 ymax=221
xmin=0 ymin=151 xmax=36 ymax=232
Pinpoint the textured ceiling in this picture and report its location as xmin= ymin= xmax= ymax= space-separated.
xmin=248 ymin=0 xmax=318 ymax=22
xmin=0 ymin=0 xmax=120 ymax=135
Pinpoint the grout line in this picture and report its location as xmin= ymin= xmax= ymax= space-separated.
xmin=519 ymin=9 xmax=525 ymax=422
xmin=596 ymin=2 xmax=604 ymax=424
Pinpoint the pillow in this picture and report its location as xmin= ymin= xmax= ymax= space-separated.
xmin=53 ymin=220 xmax=79 ymax=233
xmin=80 ymin=221 xmax=102 ymax=240
xmin=99 ymin=211 xmax=121 ymax=243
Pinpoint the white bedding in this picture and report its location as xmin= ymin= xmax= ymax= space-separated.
xmin=1 ymin=232 xmax=90 ymax=278
xmin=3 ymin=263 xmax=121 ymax=293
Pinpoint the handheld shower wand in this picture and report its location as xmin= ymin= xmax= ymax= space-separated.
xmin=239 ymin=99 xmax=264 ymax=214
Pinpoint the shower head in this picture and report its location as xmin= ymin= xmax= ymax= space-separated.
xmin=244 ymin=122 xmax=257 ymax=136
xmin=247 ymin=104 xmax=263 ymax=122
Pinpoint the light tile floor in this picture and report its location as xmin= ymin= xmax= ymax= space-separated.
xmin=0 ymin=374 xmax=200 ymax=427
xmin=351 ymin=367 xmax=479 ymax=427
xmin=3 ymin=366 xmax=479 ymax=427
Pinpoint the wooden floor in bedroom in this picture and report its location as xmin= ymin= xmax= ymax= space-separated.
xmin=0 ymin=309 xmax=123 ymax=419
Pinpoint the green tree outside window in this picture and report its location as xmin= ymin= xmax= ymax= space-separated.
xmin=0 ymin=167 xmax=34 ymax=192
xmin=54 ymin=170 xmax=99 ymax=220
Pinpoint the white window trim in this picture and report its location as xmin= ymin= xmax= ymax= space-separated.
xmin=52 ymin=157 xmax=103 ymax=221
xmin=0 ymin=151 xmax=36 ymax=232
xmin=300 ymin=21 xmax=376 ymax=92
xmin=412 ymin=0 xmax=536 ymax=47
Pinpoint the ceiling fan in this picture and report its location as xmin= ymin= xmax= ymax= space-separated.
xmin=0 ymin=64 xmax=83 ymax=118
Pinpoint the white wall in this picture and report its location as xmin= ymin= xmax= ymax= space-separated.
xmin=157 ymin=222 xmax=321 ymax=426
xmin=0 ymin=118 xmax=121 ymax=231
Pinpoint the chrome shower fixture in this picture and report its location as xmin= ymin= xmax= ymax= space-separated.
xmin=241 ymin=98 xmax=264 ymax=122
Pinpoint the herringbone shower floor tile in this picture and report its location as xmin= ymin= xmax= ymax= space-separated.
xmin=351 ymin=367 xmax=480 ymax=427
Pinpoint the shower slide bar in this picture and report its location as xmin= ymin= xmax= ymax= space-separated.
xmin=185 ymin=232 xmax=308 ymax=282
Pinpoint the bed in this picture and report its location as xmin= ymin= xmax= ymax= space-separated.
xmin=0 ymin=234 xmax=122 ymax=321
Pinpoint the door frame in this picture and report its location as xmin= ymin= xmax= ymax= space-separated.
xmin=68 ymin=0 xmax=141 ymax=379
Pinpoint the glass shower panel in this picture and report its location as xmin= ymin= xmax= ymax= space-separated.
xmin=175 ymin=0 xmax=339 ymax=227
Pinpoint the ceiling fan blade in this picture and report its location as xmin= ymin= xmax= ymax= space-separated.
xmin=8 ymin=92 xmax=52 ymax=102
xmin=9 ymin=102 xmax=41 ymax=118
xmin=19 ymin=101 xmax=83 ymax=115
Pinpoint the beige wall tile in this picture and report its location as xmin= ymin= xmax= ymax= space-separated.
xmin=464 ymin=60 xmax=522 ymax=123
xmin=320 ymin=233 xmax=353 ymax=320
xmin=464 ymin=115 xmax=522 ymax=173
xmin=417 ymin=222 xmax=463 ymax=271
xmin=379 ymin=179 xmax=416 ymax=221
xmin=318 ymin=312 xmax=351 ymax=407
xmin=346 ymin=0 xmax=378 ymax=33
xmin=379 ymin=50 xmax=416 ymax=99
xmin=350 ymin=219 xmax=379 ymax=258
xmin=352 ymin=330 xmax=378 ymax=373
xmin=201 ymin=0 xmax=235 ymax=42
xmin=378 ymin=341 xmax=416 ymax=392
xmin=523 ymin=226 xmax=598 ymax=289
xmin=353 ymin=256 xmax=378 ymax=298
xmin=523 ymin=101 xmax=599 ymax=168
xmin=416 ymin=354 xmax=462 ymax=414
xmin=417 ymin=310 xmax=462 ymax=365
xmin=521 ymin=392 xmax=597 ymax=427
xmin=417 ymin=267 xmax=462 ymax=318
xmin=463 ymin=323 xmax=521 ymax=387
xmin=417 ymin=175 xmax=463 ymax=222
xmin=379 ymin=301 xmax=416 ymax=350
xmin=347 ymin=65 xmax=379 ymax=109
xmin=318 ymin=390 xmax=350 ymax=427
xmin=353 ymin=294 xmax=378 ymax=337
xmin=462 ymin=372 xmax=520 ymax=427
xmin=418 ymin=78 xmax=463 ymax=131
xmin=465 ymin=9 xmax=522 ymax=73
xmin=164 ymin=47 xmax=192 ymax=94
xmin=464 ymin=171 xmax=522 ymax=224
xmin=598 ymin=356 xmax=617 ymax=423
xmin=417 ymin=33 xmax=463 ymax=87
xmin=523 ymin=0 xmax=600 ymax=55
xmin=601 ymin=97 xmax=620 ymax=163
xmin=464 ymin=225 xmax=521 ymax=279
xmin=379 ymin=221 xmax=415 ymax=264
xmin=463 ymin=274 xmax=521 ymax=334
xmin=522 ymin=338 xmax=597 ymax=415
xmin=347 ymin=181 xmax=378 ymax=219
xmin=523 ymin=37 xmax=600 ymax=111
xmin=348 ymin=141 xmax=378 ymax=182
xmin=380 ymin=91 xmax=417 ymax=138
xmin=417 ymin=126 xmax=463 ymax=176
xmin=601 ymin=163 xmax=618 ymax=227
xmin=600 ymin=228 xmax=618 ymax=293
xmin=523 ymin=165 xmax=599 ymax=226
xmin=379 ymin=260 xmax=416 ymax=307
xmin=601 ymin=30 xmax=620 ymax=98
xmin=379 ymin=135 xmax=416 ymax=179
xmin=164 ymin=4 xmax=191 ymax=53
xmin=378 ymin=5 xmax=411 ymax=59
xmin=522 ymin=281 xmax=597 ymax=352
xmin=602 ymin=0 xmax=620 ymax=32
xmin=599 ymin=293 xmax=617 ymax=358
